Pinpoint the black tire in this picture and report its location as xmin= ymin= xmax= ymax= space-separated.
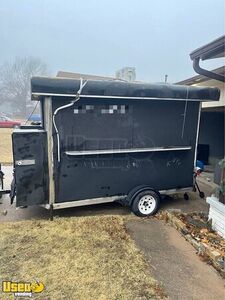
xmin=131 ymin=190 xmax=160 ymax=217
xmin=0 ymin=174 xmax=3 ymax=200
xmin=199 ymin=191 xmax=205 ymax=199
xmin=184 ymin=193 xmax=189 ymax=201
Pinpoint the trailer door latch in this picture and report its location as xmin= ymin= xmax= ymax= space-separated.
xmin=15 ymin=159 xmax=36 ymax=166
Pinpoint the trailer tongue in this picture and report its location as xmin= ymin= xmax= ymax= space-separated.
xmin=8 ymin=77 xmax=220 ymax=219
xmin=0 ymin=164 xmax=10 ymax=199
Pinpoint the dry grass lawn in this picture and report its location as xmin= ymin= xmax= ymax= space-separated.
xmin=0 ymin=128 xmax=13 ymax=164
xmin=0 ymin=216 xmax=165 ymax=300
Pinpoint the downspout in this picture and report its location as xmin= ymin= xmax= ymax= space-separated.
xmin=193 ymin=58 xmax=225 ymax=82
xmin=53 ymin=78 xmax=88 ymax=162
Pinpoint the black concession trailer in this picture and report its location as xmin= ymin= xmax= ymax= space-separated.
xmin=10 ymin=77 xmax=220 ymax=218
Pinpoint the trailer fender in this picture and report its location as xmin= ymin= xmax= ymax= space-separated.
xmin=127 ymin=185 xmax=161 ymax=206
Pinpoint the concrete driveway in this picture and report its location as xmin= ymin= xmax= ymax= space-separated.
xmin=127 ymin=218 xmax=225 ymax=300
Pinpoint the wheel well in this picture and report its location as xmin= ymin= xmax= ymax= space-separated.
xmin=127 ymin=185 xmax=161 ymax=206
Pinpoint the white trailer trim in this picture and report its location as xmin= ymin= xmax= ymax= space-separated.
xmin=44 ymin=195 xmax=126 ymax=210
xmin=44 ymin=97 xmax=55 ymax=207
xmin=41 ymin=187 xmax=193 ymax=210
xmin=194 ymin=102 xmax=202 ymax=166
xmin=65 ymin=146 xmax=192 ymax=156
xmin=32 ymin=92 xmax=203 ymax=102
xmin=13 ymin=129 xmax=45 ymax=133
xmin=159 ymin=187 xmax=192 ymax=194
xmin=193 ymin=102 xmax=202 ymax=186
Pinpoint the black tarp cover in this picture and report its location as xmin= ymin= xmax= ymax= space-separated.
xmin=31 ymin=76 xmax=220 ymax=101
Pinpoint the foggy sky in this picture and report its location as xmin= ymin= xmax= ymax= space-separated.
xmin=0 ymin=0 xmax=224 ymax=83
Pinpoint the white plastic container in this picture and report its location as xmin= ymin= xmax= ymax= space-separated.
xmin=207 ymin=195 xmax=225 ymax=239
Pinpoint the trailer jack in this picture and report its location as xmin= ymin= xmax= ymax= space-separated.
xmin=0 ymin=165 xmax=10 ymax=199
xmin=49 ymin=204 xmax=54 ymax=221
xmin=193 ymin=172 xmax=205 ymax=199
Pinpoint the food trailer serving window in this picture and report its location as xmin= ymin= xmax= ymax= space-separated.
xmin=54 ymin=97 xmax=198 ymax=155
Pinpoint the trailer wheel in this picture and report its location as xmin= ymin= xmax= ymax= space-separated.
xmin=0 ymin=173 xmax=3 ymax=200
xmin=131 ymin=190 xmax=160 ymax=217
xmin=199 ymin=191 xmax=205 ymax=199
xmin=184 ymin=193 xmax=189 ymax=201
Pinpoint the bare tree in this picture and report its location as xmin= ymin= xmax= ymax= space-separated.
xmin=0 ymin=57 xmax=48 ymax=117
